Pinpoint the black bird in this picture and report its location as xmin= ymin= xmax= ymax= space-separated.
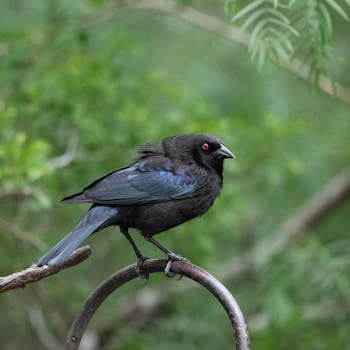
xmin=36 ymin=134 xmax=234 ymax=267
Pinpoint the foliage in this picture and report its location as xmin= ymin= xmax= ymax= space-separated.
xmin=227 ymin=0 xmax=350 ymax=80
xmin=0 ymin=1 xmax=350 ymax=349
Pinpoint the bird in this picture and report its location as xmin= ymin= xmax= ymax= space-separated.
xmin=36 ymin=133 xmax=234 ymax=270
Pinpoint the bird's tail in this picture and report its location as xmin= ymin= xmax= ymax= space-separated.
xmin=36 ymin=206 xmax=118 ymax=266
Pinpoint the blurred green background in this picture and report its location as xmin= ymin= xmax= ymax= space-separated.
xmin=1 ymin=1 xmax=350 ymax=349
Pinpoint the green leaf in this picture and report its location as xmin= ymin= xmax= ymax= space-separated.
xmin=270 ymin=42 xmax=290 ymax=61
xmin=256 ymin=41 xmax=268 ymax=69
xmin=324 ymin=0 xmax=349 ymax=20
xmin=319 ymin=3 xmax=334 ymax=33
xmin=249 ymin=19 xmax=268 ymax=49
xmin=231 ymin=0 xmax=265 ymax=22
xmin=270 ymin=28 xmax=294 ymax=52
xmin=273 ymin=0 xmax=280 ymax=8
xmin=266 ymin=8 xmax=290 ymax=24
xmin=318 ymin=8 xmax=333 ymax=45
xmin=268 ymin=17 xmax=299 ymax=36
xmin=241 ymin=8 xmax=266 ymax=30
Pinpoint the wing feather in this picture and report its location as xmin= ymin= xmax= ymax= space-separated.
xmin=78 ymin=159 xmax=197 ymax=205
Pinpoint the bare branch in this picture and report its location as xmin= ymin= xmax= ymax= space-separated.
xmin=66 ymin=259 xmax=250 ymax=350
xmin=47 ymin=133 xmax=78 ymax=171
xmin=84 ymin=0 xmax=350 ymax=107
xmin=0 ymin=247 xmax=92 ymax=293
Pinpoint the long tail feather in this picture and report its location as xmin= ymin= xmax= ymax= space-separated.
xmin=36 ymin=206 xmax=118 ymax=266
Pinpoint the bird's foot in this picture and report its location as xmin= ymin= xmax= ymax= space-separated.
xmin=167 ymin=252 xmax=189 ymax=262
xmin=136 ymin=255 xmax=150 ymax=280
xmin=164 ymin=253 xmax=189 ymax=278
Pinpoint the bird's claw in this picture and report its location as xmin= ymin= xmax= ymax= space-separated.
xmin=164 ymin=260 xmax=176 ymax=278
xmin=136 ymin=256 xmax=150 ymax=280
xmin=164 ymin=253 xmax=189 ymax=278
xmin=167 ymin=252 xmax=189 ymax=262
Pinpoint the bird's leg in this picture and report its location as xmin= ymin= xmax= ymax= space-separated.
xmin=144 ymin=236 xmax=188 ymax=261
xmin=144 ymin=236 xmax=189 ymax=277
xmin=120 ymin=227 xmax=149 ymax=279
xmin=120 ymin=227 xmax=145 ymax=259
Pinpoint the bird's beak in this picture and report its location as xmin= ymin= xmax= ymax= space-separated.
xmin=214 ymin=144 xmax=235 ymax=159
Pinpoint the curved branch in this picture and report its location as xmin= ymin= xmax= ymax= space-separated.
xmin=66 ymin=259 xmax=250 ymax=350
xmin=0 ymin=247 xmax=92 ymax=293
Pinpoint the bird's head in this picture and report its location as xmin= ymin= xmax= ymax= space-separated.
xmin=163 ymin=133 xmax=235 ymax=176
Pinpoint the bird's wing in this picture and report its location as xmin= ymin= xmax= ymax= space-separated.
xmin=65 ymin=158 xmax=197 ymax=205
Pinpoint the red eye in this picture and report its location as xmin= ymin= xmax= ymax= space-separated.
xmin=201 ymin=142 xmax=210 ymax=151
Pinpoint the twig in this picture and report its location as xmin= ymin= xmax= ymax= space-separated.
xmin=66 ymin=259 xmax=250 ymax=350
xmin=0 ymin=247 xmax=92 ymax=293
xmin=47 ymin=133 xmax=78 ymax=171
xmin=84 ymin=0 xmax=350 ymax=107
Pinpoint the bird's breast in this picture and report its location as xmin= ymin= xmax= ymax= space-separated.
xmin=129 ymin=173 xmax=222 ymax=237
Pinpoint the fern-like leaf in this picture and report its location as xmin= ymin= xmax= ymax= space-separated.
xmin=230 ymin=0 xmax=299 ymax=68
xmin=226 ymin=0 xmax=350 ymax=82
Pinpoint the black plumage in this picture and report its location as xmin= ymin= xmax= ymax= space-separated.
xmin=36 ymin=134 xmax=234 ymax=266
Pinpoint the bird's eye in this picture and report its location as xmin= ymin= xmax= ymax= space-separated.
xmin=201 ymin=142 xmax=210 ymax=152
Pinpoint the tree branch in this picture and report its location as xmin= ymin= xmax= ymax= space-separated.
xmin=47 ymin=133 xmax=78 ymax=171
xmin=84 ymin=0 xmax=350 ymax=107
xmin=0 ymin=247 xmax=92 ymax=293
